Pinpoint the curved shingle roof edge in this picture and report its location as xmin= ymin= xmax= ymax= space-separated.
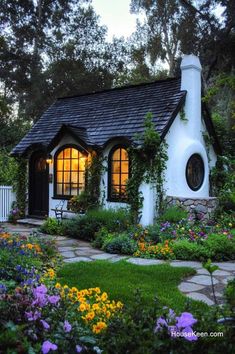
xmin=12 ymin=77 xmax=188 ymax=157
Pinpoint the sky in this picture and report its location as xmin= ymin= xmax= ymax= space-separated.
xmin=92 ymin=0 xmax=139 ymax=41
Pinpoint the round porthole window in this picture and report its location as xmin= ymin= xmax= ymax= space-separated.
xmin=186 ymin=154 xmax=205 ymax=191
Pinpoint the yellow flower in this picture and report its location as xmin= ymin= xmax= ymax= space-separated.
xmin=92 ymin=303 xmax=100 ymax=311
xmin=101 ymin=292 xmax=108 ymax=302
xmin=79 ymin=303 xmax=86 ymax=312
xmin=95 ymin=287 xmax=101 ymax=294
xmin=92 ymin=321 xmax=107 ymax=334
xmin=55 ymin=283 xmax=61 ymax=289
xmin=85 ymin=311 xmax=95 ymax=321
xmin=117 ymin=301 xmax=123 ymax=309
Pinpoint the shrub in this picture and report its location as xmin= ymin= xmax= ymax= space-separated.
xmin=172 ymin=240 xmax=210 ymax=261
xmin=103 ymin=233 xmax=137 ymax=255
xmin=68 ymin=191 xmax=95 ymax=213
xmin=61 ymin=216 xmax=101 ymax=241
xmin=40 ymin=217 xmax=62 ymax=235
xmin=92 ymin=227 xmax=113 ymax=249
xmin=203 ymin=234 xmax=235 ymax=261
xmin=61 ymin=208 xmax=132 ymax=241
xmin=159 ymin=205 xmax=188 ymax=223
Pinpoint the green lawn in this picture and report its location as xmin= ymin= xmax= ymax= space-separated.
xmin=57 ymin=260 xmax=208 ymax=312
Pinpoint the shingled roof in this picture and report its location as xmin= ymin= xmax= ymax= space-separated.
xmin=12 ymin=77 xmax=187 ymax=156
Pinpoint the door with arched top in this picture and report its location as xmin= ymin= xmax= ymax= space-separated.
xmin=29 ymin=151 xmax=49 ymax=217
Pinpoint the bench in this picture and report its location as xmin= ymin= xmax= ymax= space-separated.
xmin=51 ymin=200 xmax=84 ymax=221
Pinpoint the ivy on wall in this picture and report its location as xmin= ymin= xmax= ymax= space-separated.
xmin=14 ymin=157 xmax=27 ymax=216
xmin=86 ymin=150 xmax=106 ymax=207
xmin=127 ymin=112 xmax=168 ymax=222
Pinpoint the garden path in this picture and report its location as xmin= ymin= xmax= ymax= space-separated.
xmin=2 ymin=223 xmax=235 ymax=307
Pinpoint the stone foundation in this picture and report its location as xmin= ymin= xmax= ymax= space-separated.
xmin=165 ymin=196 xmax=218 ymax=220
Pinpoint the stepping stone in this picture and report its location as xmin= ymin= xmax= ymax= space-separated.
xmin=170 ymin=261 xmax=201 ymax=269
xmin=197 ymin=268 xmax=210 ymax=275
xmin=221 ymin=276 xmax=234 ymax=285
xmin=54 ymin=236 xmax=67 ymax=241
xmin=186 ymin=292 xmax=214 ymax=306
xmin=213 ymin=270 xmax=231 ymax=276
xmin=58 ymin=246 xmax=79 ymax=252
xmin=56 ymin=239 xmax=79 ymax=246
xmin=213 ymin=292 xmax=223 ymax=298
xmin=109 ymin=256 xmax=128 ymax=263
xmin=63 ymin=257 xmax=92 ymax=263
xmin=60 ymin=251 xmax=76 ymax=258
xmin=213 ymin=263 xmax=235 ymax=271
xmin=188 ymin=275 xmax=218 ymax=286
xmin=178 ymin=282 xmax=205 ymax=292
xmin=91 ymin=254 xmax=114 ymax=260
xmin=127 ymin=258 xmax=164 ymax=266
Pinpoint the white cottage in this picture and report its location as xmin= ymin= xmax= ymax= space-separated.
xmin=12 ymin=55 xmax=220 ymax=225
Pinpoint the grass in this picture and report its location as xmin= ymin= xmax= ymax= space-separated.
xmin=57 ymin=260 xmax=208 ymax=312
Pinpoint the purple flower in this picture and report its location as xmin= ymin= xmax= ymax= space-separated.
xmin=76 ymin=345 xmax=83 ymax=353
xmin=42 ymin=340 xmax=58 ymax=354
xmin=182 ymin=326 xmax=198 ymax=341
xmin=25 ymin=310 xmax=41 ymax=321
xmin=40 ymin=319 xmax=50 ymax=330
xmin=176 ymin=312 xmax=197 ymax=329
xmin=33 ymin=284 xmax=48 ymax=307
xmin=33 ymin=284 xmax=47 ymax=296
xmin=48 ymin=295 xmax=60 ymax=305
xmin=63 ymin=320 xmax=72 ymax=333
xmin=154 ymin=317 xmax=168 ymax=333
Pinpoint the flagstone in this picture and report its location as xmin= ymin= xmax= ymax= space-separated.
xmin=186 ymin=292 xmax=214 ymax=306
xmin=178 ymin=282 xmax=205 ymax=293
xmin=187 ymin=275 xmax=218 ymax=286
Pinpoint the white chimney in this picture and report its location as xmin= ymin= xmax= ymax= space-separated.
xmin=180 ymin=54 xmax=202 ymax=138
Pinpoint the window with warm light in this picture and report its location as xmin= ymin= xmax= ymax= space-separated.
xmin=108 ymin=146 xmax=129 ymax=201
xmin=54 ymin=146 xmax=87 ymax=198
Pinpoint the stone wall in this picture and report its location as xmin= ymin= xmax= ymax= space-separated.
xmin=165 ymin=196 xmax=218 ymax=220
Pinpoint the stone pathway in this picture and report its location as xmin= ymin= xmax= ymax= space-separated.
xmin=2 ymin=222 xmax=235 ymax=306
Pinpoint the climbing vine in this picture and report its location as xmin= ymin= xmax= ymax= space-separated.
xmin=86 ymin=150 xmax=106 ymax=207
xmin=14 ymin=157 xmax=27 ymax=216
xmin=69 ymin=151 xmax=106 ymax=212
xmin=126 ymin=112 xmax=168 ymax=222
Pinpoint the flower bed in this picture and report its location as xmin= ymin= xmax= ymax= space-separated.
xmin=92 ymin=213 xmax=235 ymax=261
xmin=0 ymin=229 xmax=234 ymax=353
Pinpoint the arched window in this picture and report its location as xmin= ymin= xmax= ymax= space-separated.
xmin=54 ymin=146 xmax=87 ymax=198
xmin=108 ymin=146 xmax=129 ymax=201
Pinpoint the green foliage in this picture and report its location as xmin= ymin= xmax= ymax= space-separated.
xmin=0 ymin=150 xmax=17 ymax=185
xmin=172 ymin=240 xmax=211 ymax=261
xmin=14 ymin=158 xmax=27 ymax=216
xmin=92 ymin=227 xmax=112 ymax=249
xmin=211 ymin=155 xmax=235 ymax=211
xmin=54 ymin=208 xmax=131 ymax=241
xmin=202 ymin=259 xmax=219 ymax=275
xmin=204 ymin=234 xmax=235 ymax=261
xmin=225 ymin=278 xmax=235 ymax=310
xmin=68 ymin=191 xmax=94 ymax=213
xmin=172 ymin=234 xmax=235 ymax=261
xmin=40 ymin=218 xmax=62 ymax=235
xmin=86 ymin=152 xmax=106 ymax=208
xmin=159 ymin=205 xmax=188 ymax=223
xmin=102 ymin=233 xmax=137 ymax=255
xmin=127 ymin=112 xmax=168 ymax=222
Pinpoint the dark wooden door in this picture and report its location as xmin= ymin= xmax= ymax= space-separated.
xmin=29 ymin=151 xmax=49 ymax=217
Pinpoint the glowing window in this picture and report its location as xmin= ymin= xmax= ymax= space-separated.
xmin=109 ymin=147 xmax=129 ymax=201
xmin=55 ymin=146 xmax=86 ymax=197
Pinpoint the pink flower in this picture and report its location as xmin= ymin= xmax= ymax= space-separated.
xmin=42 ymin=340 xmax=57 ymax=354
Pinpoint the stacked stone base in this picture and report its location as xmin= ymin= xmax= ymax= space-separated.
xmin=165 ymin=196 xmax=218 ymax=220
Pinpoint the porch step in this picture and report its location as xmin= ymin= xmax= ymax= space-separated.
xmin=17 ymin=218 xmax=45 ymax=227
